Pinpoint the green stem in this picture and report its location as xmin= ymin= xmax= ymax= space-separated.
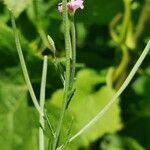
xmin=120 ymin=0 xmax=131 ymax=42
xmin=58 ymin=41 xmax=150 ymax=148
xmin=52 ymin=1 xmax=72 ymax=149
xmin=134 ymin=1 xmax=150 ymax=43
xmin=109 ymin=13 xmax=122 ymax=43
xmin=70 ymin=15 xmax=76 ymax=89
xmin=11 ymin=13 xmax=43 ymax=116
xmin=110 ymin=0 xmax=131 ymax=87
xmin=113 ymin=44 xmax=129 ymax=84
xmin=39 ymin=55 xmax=48 ymax=150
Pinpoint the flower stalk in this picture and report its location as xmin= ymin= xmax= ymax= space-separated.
xmin=39 ymin=55 xmax=48 ymax=150
xmin=52 ymin=0 xmax=73 ymax=149
xmin=70 ymin=15 xmax=76 ymax=88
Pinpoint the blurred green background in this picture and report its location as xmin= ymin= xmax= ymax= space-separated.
xmin=0 ymin=0 xmax=150 ymax=149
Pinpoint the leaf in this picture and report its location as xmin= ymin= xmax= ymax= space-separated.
xmin=0 ymin=67 xmax=38 ymax=150
xmin=100 ymin=134 xmax=145 ymax=150
xmin=132 ymin=75 xmax=150 ymax=97
xmin=50 ymin=69 xmax=122 ymax=149
xmin=4 ymin=0 xmax=31 ymax=17
xmin=0 ymin=23 xmax=41 ymax=149
xmin=0 ymin=23 xmax=30 ymax=71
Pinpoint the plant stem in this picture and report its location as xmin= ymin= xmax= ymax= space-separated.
xmin=11 ymin=13 xmax=43 ymax=116
xmin=52 ymin=1 xmax=72 ymax=149
xmin=70 ymin=15 xmax=76 ymax=89
xmin=58 ymin=41 xmax=150 ymax=147
xmin=39 ymin=55 xmax=48 ymax=150
xmin=135 ymin=1 xmax=150 ymax=43
xmin=109 ymin=0 xmax=131 ymax=87
xmin=120 ymin=0 xmax=131 ymax=42
xmin=113 ymin=44 xmax=129 ymax=84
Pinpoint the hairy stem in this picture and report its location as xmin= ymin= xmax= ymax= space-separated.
xmin=11 ymin=13 xmax=43 ymax=116
xmin=70 ymin=15 xmax=76 ymax=89
xmin=52 ymin=1 xmax=72 ymax=149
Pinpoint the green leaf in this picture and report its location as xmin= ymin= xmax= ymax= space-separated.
xmin=132 ymin=75 xmax=150 ymax=97
xmin=0 ymin=23 xmax=30 ymax=70
xmin=4 ymin=0 xmax=31 ymax=17
xmin=0 ymin=67 xmax=39 ymax=150
xmin=100 ymin=134 xmax=145 ymax=150
xmin=125 ymin=74 xmax=150 ymax=117
xmin=50 ymin=69 xmax=122 ymax=148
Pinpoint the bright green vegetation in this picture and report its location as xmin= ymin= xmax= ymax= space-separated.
xmin=0 ymin=0 xmax=150 ymax=150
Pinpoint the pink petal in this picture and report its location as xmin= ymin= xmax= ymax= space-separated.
xmin=68 ymin=0 xmax=84 ymax=11
xmin=58 ymin=0 xmax=84 ymax=13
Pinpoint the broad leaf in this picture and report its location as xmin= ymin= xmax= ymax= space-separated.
xmin=0 ymin=68 xmax=36 ymax=150
xmin=50 ymin=69 xmax=122 ymax=149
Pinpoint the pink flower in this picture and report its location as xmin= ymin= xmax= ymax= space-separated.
xmin=58 ymin=0 xmax=84 ymax=13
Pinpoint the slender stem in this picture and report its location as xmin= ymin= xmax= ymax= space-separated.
xmin=70 ymin=15 xmax=76 ymax=89
xmin=11 ymin=13 xmax=43 ymax=116
xmin=114 ymin=0 xmax=130 ymax=83
xmin=120 ymin=0 xmax=131 ymax=42
xmin=135 ymin=1 xmax=150 ymax=43
xmin=109 ymin=13 xmax=122 ymax=43
xmin=57 ymin=41 xmax=150 ymax=148
xmin=109 ymin=0 xmax=131 ymax=86
xmin=39 ymin=56 xmax=48 ymax=150
xmin=113 ymin=44 xmax=129 ymax=83
xmin=52 ymin=1 xmax=72 ymax=149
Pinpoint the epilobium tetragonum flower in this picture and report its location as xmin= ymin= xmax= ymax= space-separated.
xmin=58 ymin=0 xmax=84 ymax=13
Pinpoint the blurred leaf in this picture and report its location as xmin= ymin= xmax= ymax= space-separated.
xmin=0 ymin=2 xmax=10 ymax=23
xmin=50 ymin=69 xmax=122 ymax=149
xmin=100 ymin=134 xmax=145 ymax=150
xmin=0 ymin=0 xmax=149 ymax=149
xmin=4 ymin=0 xmax=31 ymax=17
xmin=133 ymin=75 xmax=150 ymax=116
xmin=0 ymin=67 xmax=38 ymax=150
xmin=0 ymin=23 xmax=30 ymax=70
xmin=132 ymin=75 xmax=150 ymax=97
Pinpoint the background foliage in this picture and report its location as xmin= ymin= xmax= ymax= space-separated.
xmin=0 ymin=0 xmax=150 ymax=149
